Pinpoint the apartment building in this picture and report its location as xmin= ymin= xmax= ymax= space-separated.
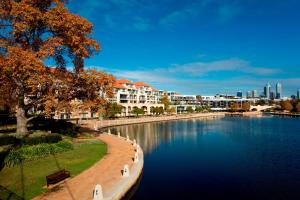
xmin=111 ymin=79 xmax=164 ymax=116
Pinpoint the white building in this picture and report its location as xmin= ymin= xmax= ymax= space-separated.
xmin=111 ymin=79 xmax=164 ymax=116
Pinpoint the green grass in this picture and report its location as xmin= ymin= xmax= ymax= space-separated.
xmin=0 ymin=139 xmax=107 ymax=200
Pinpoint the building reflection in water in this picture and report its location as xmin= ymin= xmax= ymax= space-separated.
xmin=110 ymin=117 xmax=223 ymax=154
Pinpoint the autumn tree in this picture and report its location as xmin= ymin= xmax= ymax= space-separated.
xmin=280 ymin=101 xmax=293 ymax=112
xmin=295 ymin=102 xmax=300 ymax=113
xmin=242 ymin=102 xmax=251 ymax=112
xmin=0 ymin=0 xmax=100 ymax=135
xmin=230 ymin=103 xmax=240 ymax=112
xmin=160 ymin=92 xmax=170 ymax=111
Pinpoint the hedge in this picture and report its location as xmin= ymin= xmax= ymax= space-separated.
xmin=0 ymin=135 xmax=17 ymax=146
xmin=21 ymin=134 xmax=62 ymax=145
xmin=0 ymin=134 xmax=62 ymax=146
xmin=4 ymin=141 xmax=73 ymax=167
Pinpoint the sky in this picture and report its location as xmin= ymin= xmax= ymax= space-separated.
xmin=68 ymin=0 xmax=300 ymax=96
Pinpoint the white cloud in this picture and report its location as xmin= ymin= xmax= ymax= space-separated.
xmin=89 ymin=58 xmax=288 ymax=95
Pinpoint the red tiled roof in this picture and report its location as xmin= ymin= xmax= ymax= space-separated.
xmin=113 ymin=82 xmax=126 ymax=89
xmin=134 ymin=81 xmax=150 ymax=87
xmin=116 ymin=79 xmax=133 ymax=84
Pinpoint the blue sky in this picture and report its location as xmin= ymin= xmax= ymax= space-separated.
xmin=68 ymin=0 xmax=300 ymax=96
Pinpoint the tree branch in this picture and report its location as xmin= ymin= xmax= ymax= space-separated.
xmin=26 ymin=116 xmax=37 ymax=123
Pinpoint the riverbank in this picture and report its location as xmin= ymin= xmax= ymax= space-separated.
xmin=35 ymin=134 xmax=143 ymax=200
xmin=265 ymin=111 xmax=300 ymax=117
xmin=225 ymin=111 xmax=262 ymax=117
xmin=83 ymin=113 xmax=225 ymax=130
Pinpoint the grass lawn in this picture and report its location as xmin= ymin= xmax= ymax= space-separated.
xmin=0 ymin=139 xmax=107 ymax=200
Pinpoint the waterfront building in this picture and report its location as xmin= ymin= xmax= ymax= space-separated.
xmin=111 ymin=79 xmax=164 ymax=116
xmin=276 ymin=82 xmax=282 ymax=99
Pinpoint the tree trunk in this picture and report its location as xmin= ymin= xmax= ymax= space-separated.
xmin=16 ymin=105 xmax=29 ymax=136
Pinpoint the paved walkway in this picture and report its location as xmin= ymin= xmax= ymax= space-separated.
xmin=35 ymin=134 xmax=136 ymax=200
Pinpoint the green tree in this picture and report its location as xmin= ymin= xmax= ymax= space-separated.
xmin=195 ymin=106 xmax=203 ymax=113
xmin=107 ymin=103 xmax=123 ymax=118
xmin=131 ymin=107 xmax=145 ymax=117
xmin=186 ymin=106 xmax=194 ymax=113
xmin=160 ymin=93 xmax=170 ymax=111
xmin=167 ymin=107 xmax=176 ymax=114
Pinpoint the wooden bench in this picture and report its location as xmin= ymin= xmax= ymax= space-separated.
xmin=46 ymin=169 xmax=70 ymax=187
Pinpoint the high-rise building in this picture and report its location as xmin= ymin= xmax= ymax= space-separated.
xmin=237 ymin=91 xmax=243 ymax=98
xmin=276 ymin=82 xmax=282 ymax=99
xmin=264 ymin=83 xmax=271 ymax=99
xmin=270 ymin=91 xmax=275 ymax=100
xmin=297 ymin=90 xmax=300 ymax=100
xmin=252 ymin=90 xmax=257 ymax=98
xmin=246 ymin=91 xmax=252 ymax=98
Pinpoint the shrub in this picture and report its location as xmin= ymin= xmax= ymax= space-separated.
xmin=4 ymin=141 xmax=73 ymax=167
xmin=21 ymin=134 xmax=62 ymax=145
xmin=0 ymin=135 xmax=17 ymax=146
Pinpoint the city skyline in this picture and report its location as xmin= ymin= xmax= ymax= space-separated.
xmin=68 ymin=0 xmax=300 ymax=95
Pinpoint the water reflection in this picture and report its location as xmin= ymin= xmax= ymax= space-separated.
xmin=110 ymin=116 xmax=300 ymax=200
xmin=110 ymin=116 xmax=223 ymax=154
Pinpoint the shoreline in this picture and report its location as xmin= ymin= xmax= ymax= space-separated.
xmin=83 ymin=113 xmax=226 ymax=130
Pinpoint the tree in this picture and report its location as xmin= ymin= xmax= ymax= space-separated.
xmin=242 ymin=102 xmax=251 ymax=112
xmin=186 ymin=106 xmax=193 ymax=113
xmin=296 ymin=103 xmax=300 ymax=113
xmin=160 ymin=93 xmax=170 ymax=111
xmin=195 ymin=106 xmax=203 ymax=113
xmin=230 ymin=103 xmax=240 ymax=112
xmin=107 ymin=103 xmax=123 ymax=118
xmin=131 ymin=107 xmax=145 ymax=117
xmin=0 ymin=0 xmax=100 ymax=135
xmin=280 ymin=101 xmax=293 ymax=112
xmin=167 ymin=107 xmax=176 ymax=114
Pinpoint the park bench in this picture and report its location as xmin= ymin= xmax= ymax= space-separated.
xmin=46 ymin=169 xmax=70 ymax=187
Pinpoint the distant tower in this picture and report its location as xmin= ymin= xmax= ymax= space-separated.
xmin=264 ymin=83 xmax=271 ymax=99
xmin=237 ymin=91 xmax=243 ymax=98
xmin=297 ymin=90 xmax=300 ymax=100
xmin=246 ymin=91 xmax=252 ymax=99
xmin=276 ymin=82 xmax=282 ymax=99
xmin=252 ymin=90 xmax=257 ymax=98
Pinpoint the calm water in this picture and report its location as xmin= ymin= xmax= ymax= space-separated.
xmin=111 ymin=116 xmax=300 ymax=200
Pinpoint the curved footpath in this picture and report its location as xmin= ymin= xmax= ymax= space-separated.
xmin=35 ymin=134 xmax=144 ymax=200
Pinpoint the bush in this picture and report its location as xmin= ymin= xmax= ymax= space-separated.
xmin=0 ymin=135 xmax=17 ymax=146
xmin=4 ymin=141 xmax=73 ymax=167
xmin=21 ymin=134 xmax=62 ymax=145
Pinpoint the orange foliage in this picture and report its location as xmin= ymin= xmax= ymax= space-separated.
xmin=0 ymin=0 xmax=108 ymax=134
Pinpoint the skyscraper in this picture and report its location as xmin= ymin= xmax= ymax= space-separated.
xmin=264 ymin=83 xmax=271 ymax=99
xmin=252 ymin=90 xmax=257 ymax=98
xmin=276 ymin=82 xmax=282 ymax=99
xmin=297 ymin=90 xmax=300 ymax=100
xmin=237 ymin=91 xmax=243 ymax=98
xmin=246 ymin=91 xmax=252 ymax=98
